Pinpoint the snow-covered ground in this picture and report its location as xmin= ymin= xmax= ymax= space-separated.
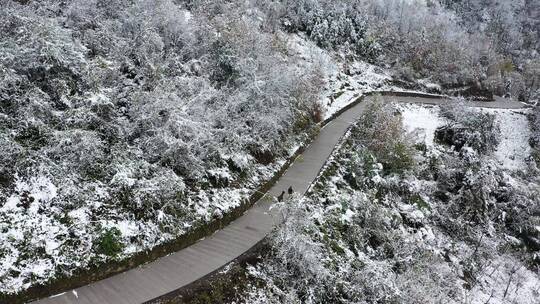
xmin=472 ymin=255 xmax=540 ymax=304
xmin=482 ymin=108 xmax=532 ymax=171
xmin=0 ymin=176 xmax=250 ymax=293
xmin=397 ymin=103 xmax=446 ymax=147
xmin=397 ymin=103 xmax=532 ymax=172
xmin=398 ymin=103 xmax=537 ymax=303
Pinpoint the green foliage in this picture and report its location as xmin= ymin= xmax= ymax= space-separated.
xmin=292 ymin=111 xmax=312 ymax=134
xmin=95 ymin=228 xmax=124 ymax=258
xmin=328 ymin=239 xmax=345 ymax=256
xmin=361 ymin=152 xmax=378 ymax=173
xmin=414 ymin=142 xmax=428 ymax=153
xmin=499 ymin=59 xmax=515 ymax=75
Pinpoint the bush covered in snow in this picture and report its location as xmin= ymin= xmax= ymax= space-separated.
xmin=340 ymin=98 xmax=416 ymax=178
xmin=442 ymin=0 xmax=539 ymax=101
xmin=278 ymin=0 xmax=380 ymax=60
xmin=436 ymin=103 xmax=500 ymax=154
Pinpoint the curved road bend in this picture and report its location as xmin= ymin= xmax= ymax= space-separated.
xmin=32 ymin=94 xmax=524 ymax=304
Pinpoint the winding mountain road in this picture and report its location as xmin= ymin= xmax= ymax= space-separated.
xmin=31 ymin=94 xmax=524 ymax=304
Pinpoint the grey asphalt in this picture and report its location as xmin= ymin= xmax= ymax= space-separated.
xmin=31 ymin=94 xmax=524 ymax=304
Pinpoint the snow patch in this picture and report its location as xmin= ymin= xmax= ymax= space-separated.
xmin=482 ymin=109 xmax=532 ymax=171
xmin=341 ymin=209 xmax=356 ymax=223
xmin=397 ymin=103 xmax=445 ymax=147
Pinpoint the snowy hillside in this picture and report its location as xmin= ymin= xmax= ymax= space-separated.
xmin=0 ymin=0 xmax=538 ymax=301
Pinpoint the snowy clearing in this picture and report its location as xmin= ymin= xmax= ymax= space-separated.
xmin=481 ymin=108 xmax=532 ymax=171
xmin=397 ymin=103 xmax=533 ymax=172
xmin=397 ymin=103 xmax=445 ymax=147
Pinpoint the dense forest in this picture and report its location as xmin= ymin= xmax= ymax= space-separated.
xmin=0 ymin=0 xmax=538 ymax=299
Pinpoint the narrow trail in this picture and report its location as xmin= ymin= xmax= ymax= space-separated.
xmin=31 ymin=94 xmax=524 ymax=304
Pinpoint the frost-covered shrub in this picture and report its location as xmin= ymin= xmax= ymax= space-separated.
xmin=109 ymin=164 xmax=187 ymax=220
xmin=361 ymin=0 xmax=485 ymax=86
xmin=432 ymin=105 xmax=502 ymax=225
xmin=244 ymin=191 xmax=460 ymax=303
xmin=443 ymin=1 xmax=539 ymax=99
xmin=498 ymin=185 xmax=540 ymax=253
xmin=436 ymin=105 xmax=500 ymax=154
xmin=0 ymin=134 xmax=23 ymax=187
xmin=0 ymin=5 xmax=88 ymax=107
xmin=522 ymin=61 xmax=540 ymax=103
xmin=343 ymin=152 xmax=382 ymax=190
xmin=439 ymin=155 xmax=500 ymax=225
xmin=435 ymin=147 xmax=540 ymax=257
xmin=45 ymin=130 xmax=107 ymax=179
xmin=351 ymin=99 xmax=415 ymax=174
